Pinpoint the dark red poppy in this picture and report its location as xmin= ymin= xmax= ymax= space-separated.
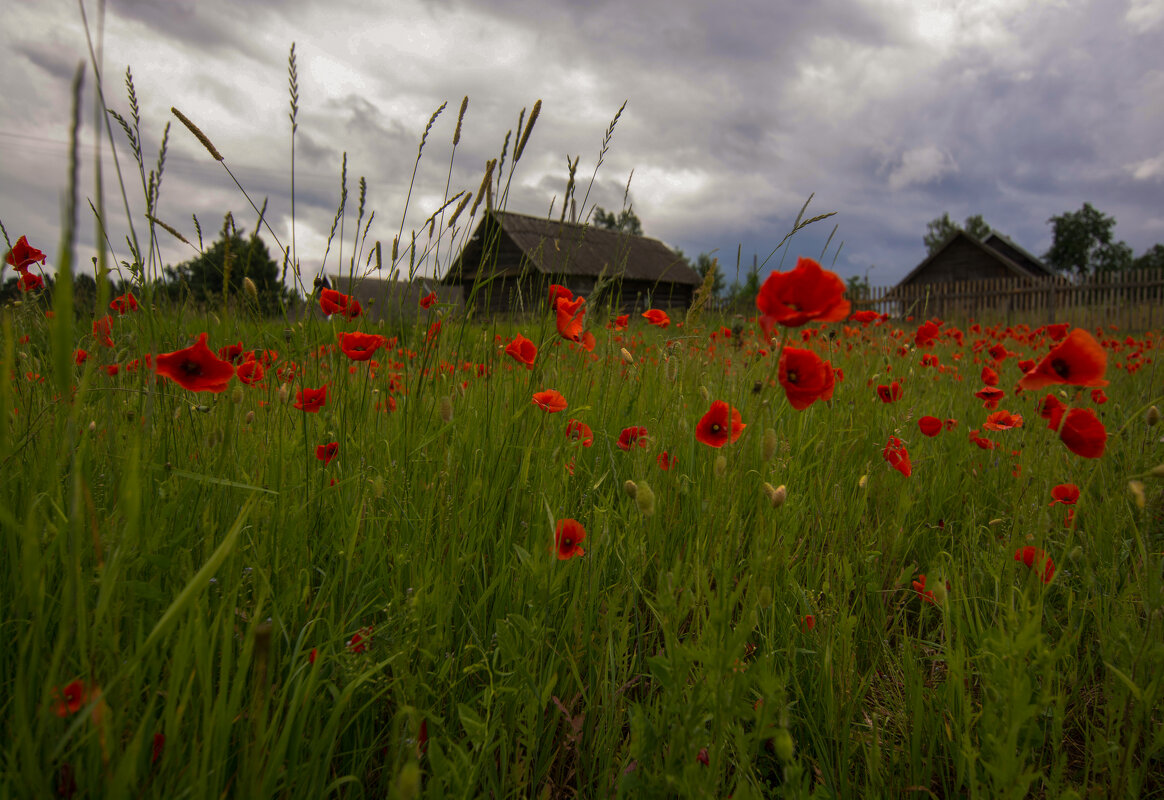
xmin=614 ymin=314 xmax=629 ymax=331
xmin=882 ymin=436 xmax=911 ymax=477
xmin=1018 ymin=328 xmax=1108 ymax=390
xmin=918 ymin=416 xmax=943 ymax=437
xmin=425 ymin=320 xmax=442 ymax=344
xmin=315 ymin=442 xmax=338 ymax=464
xmin=1044 ymin=323 xmax=1070 ymax=341
xmin=155 ymin=333 xmax=236 ymax=393
xmin=1018 ymin=358 xmax=1036 ymax=372
xmin=548 ymin=284 xmax=573 ymax=309
xmin=756 ymin=257 xmax=851 ymax=336
xmin=52 ymin=679 xmax=87 ymax=717
xmin=981 ymin=365 xmax=999 ymax=386
xmin=319 ymin=288 xmax=361 ymax=319
xmin=778 ymin=347 xmax=835 ymax=410
xmin=555 ymin=518 xmax=586 ymax=560
xmin=110 ymin=292 xmax=139 ymax=314
xmin=565 ymin=418 xmax=593 ymax=447
xmin=1014 ymin=546 xmax=1055 ymax=584
xmin=419 ymin=291 xmax=437 ymax=309
xmin=236 ymin=357 xmax=265 ymax=385
xmin=151 ymin=732 xmax=165 ymax=766
xmin=974 ymin=386 xmax=1005 ymax=410
xmin=556 ymin=295 xmax=586 ymax=342
xmin=657 ymin=451 xmax=675 ymax=470
xmin=348 ymin=626 xmax=372 ymax=654
xmin=74 ymin=348 xmax=89 ymax=365
xmin=915 ymin=320 xmax=940 ymax=347
xmin=505 ymin=334 xmax=537 ymax=368
xmin=1090 ymin=388 xmax=1107 ymax=404
xmin=338 ymin=331 xmax=386 ymax=361
xmin=294 ymin=384 xmax=329 ymax=413
xmin=17 ymin=270 xmax=44 ymax=292
xmin=1038 ymin=394 xmax=1068 ymax=430
xmin=217 ymin=341 xmax=244 ymax=363
xmin=695 ymin=400 xmax=745 ymax=447
xmin=876 ymin=381 xmax=902 ymax=403
xmin=803 ymin=614 xmax=816 ymax=631
xmin=532 ymin=389 xmax=568 ymax=413
xmin=642 ymin=309 xmax=671 ymax=328
xmin=1058 ymin=408 xmax=1106 ymax=458
xmin=982 ymin=410 xmax=1023 ymax=431
xmin=851 ymin=310 xmax=881 ymax=325
xmin=969 ymin=429 xmax=997 ymax=450
xmin=5 ymin=235 xmax=47 ymax=269
xmin=1049 ymin=483 xmax=1079 ymax=505
xmin=617 ymin=426 xmax=649 ymax=451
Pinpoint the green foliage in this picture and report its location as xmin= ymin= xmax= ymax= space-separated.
xmin=593 ymin=205 xmax=644 ymax=236
xmin=923 ymin=212 xmax=992 ymax=255
xmin=163 ymin=226 xmax=287 ymax=314
xmin=1044 ymin=202 xmax=1134 ymax=278
xmin=1133 ymin=243 xmax=1164 ymax=272
xmin=846 ymin=274 xmax=871 ymax=301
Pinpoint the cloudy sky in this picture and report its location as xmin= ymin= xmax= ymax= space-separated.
xmin=3 ymin=0 xmax=1162 ymax=291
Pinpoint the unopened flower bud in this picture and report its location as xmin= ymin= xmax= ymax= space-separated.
xmin=242 ymin=276 xmax=258 ymax=302
xmin=623 ymin=480 xmax=637 ymax=499
xmin=231 ymin=386 xmax=244 ymax=404
xmin=244 ymin=410 xmax=255 ymax=424
xmin=762 ymin=428 xmax=778 ymax=462
xmin=635 ymin=480 xmax=656 ymax=516
xmin=930 ymin=577 xmax=948 ymax=606
xmin=1129 ymin=480 xmax=1146 ymax=508
xmin=762 ymin=482 xmax=787 ymax=508
xmin=858 ymin=474 xmax=868 ymax=489
xmin=278 ymin=384 xmax=290 ymax=404
xmin=620 ymin=347 xmax=634 ymax=365
xmin=1148 ymin=405 xmax=1160 ymax=427
xmin=699 ymin=385 xmax=710 ymax=405
xmin=88 ymin=421 xmax=96 ymax=432
xmin=771 ymin=728 xmax=795 ymax=762
xmin=714 ymin=455 xmax=727 ymax=477
xmin=440 ymin=396 xmax=453 ymax=423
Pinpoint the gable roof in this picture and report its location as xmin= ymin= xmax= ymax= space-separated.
xmin=446 ymin=210 xmax=702 ymax=286
xmin=981 ymin=231 xmax=1056 ymax=278
xmin=896 ymin=229 xmax=1055 ymax=288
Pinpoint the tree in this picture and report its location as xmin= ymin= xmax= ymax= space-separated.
xmin=1044 ymin=202 xmax=1133 ymax=278
xmin=593 ymin=206 xmax=643 ymax=236
xmin=846 ymin=274 xmax=871 ymax=301
xmin=1133 ymin=243 xmax=1164 ymax=272
xmin=923 ymin=212 xmax=992 ymax=255
xmin=164 ymin=228 xmax=286 ymax=314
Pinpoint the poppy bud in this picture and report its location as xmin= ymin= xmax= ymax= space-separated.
xmin=395 ymin=762 xmax=420 ymax=800
xmin=278 ymin=384 xmax=290 ymax=404
xmin=762 ymin=428 xmax=778 ymax=462
xmin=699 ymin=385 xmax=710 ymax=405
xmin=930 ymin=576 xmax=948 ymax=606
xmin=620 ymin=347 xmax=634 ymax=365
xmin=635 ymin=480 xmax=656 ymax=516
xmin=231 ymin=386 xmax=244 ymax=404
xmin=1148 ymin=405 xmax=1160 ymax=427
xmin=244 ymin=410 xmax=255 ymax=424
xmin=714 ymin=455 xmax=727 ymax=477
xmin=440 ymin=396 xmax=453 ymax=423
xmin=763 ymin=482 xmax=787 ymax=509
xmin=858 ymin=474 xmax=868 ymax=489
xmin=88 ymin=421 xmax=96 ymax=432
xmin=771 ymin=728 xmax=795 ymax=762
xmin=1129 ymin=480 xmax=1146 ymax=509
xmin=623 ymin=480 xmax=637 ymax=499
xmin=243 ymin=276 xmax=258 ymax=302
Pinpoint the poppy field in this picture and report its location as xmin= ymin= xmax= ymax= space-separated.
xmin=3 ymin=229 xmax=1164 ymax=798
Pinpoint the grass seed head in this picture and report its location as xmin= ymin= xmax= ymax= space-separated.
xmin=1129 ymin=480 xmax=1146 ymax=508
xmin=635 ymin=480 xmax=656 ymax=516
xmin=714 ymin=455 xmax=727 ymax=477
xmin=762 ymin=428 xmax=778 ymax=462
xmin=440 ymin=396 xmax=454 ymax=424
xmin=763 ymin=482 xmax=787 ymax=508
xmin=623 ymin=480 xmax=637 ymax=499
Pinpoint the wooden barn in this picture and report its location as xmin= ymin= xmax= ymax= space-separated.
xmin=896 ymin=230 xmax=1058 ymax=287
xmin=319 ymin=276 xmax=462 ymax=322
xmin=442 ymin=210 xmax=702 ymax=314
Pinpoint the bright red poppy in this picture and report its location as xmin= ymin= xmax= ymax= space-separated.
xmin=1058 ymin=408 xmax=1106 ymax=458
xmin=110 ymin=292 xmax=139 ymax=314
xmin=695 ymin=400 xmax=745 ymax=447
xmin=876 ymin=382 xmax=902 ymax=403
xmin=556 ymin=295 xmax=586 ymax=342
xmin=911 ymin=574 xmax=936 ymax=604
xmin=74 ymin=348 xmax=89 ymax=365
xmin=617 ymin=426 xmax=649 ymax=451
xmin=236 ymin=357 xmax=265 ymax=385
xmin=5 ymin=235 xmax=47 ymax=269
xmin=319 ymin=288 xmax=362 ymax=319
xmin=532 ymin=389 xmax=568 ymax=413
xmin=505 ymin=334 xmax=537 ymax=368
xmin=981 ymin=365 xmax=999 ymax=386
xmin=968 ymin=429 xmax=997 ymax=450
xmin=315 ymin=442 xmax=338 ymax=464
xmin=778 ymin=347 xmax=835 ymax=410
xmin=1038 ymin=394 xmax=1068 ymax=430
xmin=657 ymin=451 xmax=675 ymax=470
xmin=756 ymin=257 xmax=850 ymax=335
xmin=155 ymin=333 xmax=236 ymax=393
xmin=1015 ymin=546 xmax=1055 ymax=584
xmin=614 ymin=314 xmax=629 ymax=331
xmin=851 ymin=310 xmax=881 ymax=325
xmin=217 ymin=342 xmax=244 ymax=363
xmin=294 ymin=384 xmax=329 ymax=413
xmin=1018 ymin=328 xmax=1108 ymax=390
xmin=565 ymin=418 xmax=593 ymax=447
xmin=882 ymin=436 xmax=911 ymax=477
xmin=1090 ymin=388 xmax=1108 ymax=404
xmin=52 ymin=679 xmax=87 ymax=717
xmin=548 ymin=284 xmax=573 ymax=309
xmin=982 ymin=410 xmax=1023 ymax=431
xmin=338 ymin=331 xmax=386 ymax=361
xmin=555 ymin=518 xmax=586 ymax=560
xmin=1049 ymin=483 xmax=1079 ymax=505
xmin=348 ymin=626 xmax=372 ymax=654
xmin=17 ymin=270 xmax=44 ymax=292
xmin=642 ymin=309 xmax=670 ymax=328
xmin=974 ymin=386 xmax=1005 ymax=410
xmin=918 ymin=416 xmax=943 ymax=437
xmin=419 ymin=291 xmax=437 ymax=309
xmin=915 ymin=321 xmax=940 ymax=347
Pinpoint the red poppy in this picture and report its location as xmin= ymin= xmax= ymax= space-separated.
xmin=319 ymin=288 xmax=362 ymax=319
xmin=1014 ymin=546 xmax=1055 ymax=584
xmin=236 ymin=357 xmax=265 ymax=385
xmin=347 ymin=626 xmax=372 ymax=654
xmin=338 ymin=331 xmax=386 ymax=361
xmin=617 ymin=426 xmax=649 ymax=451
xmin=51 ymin=679 xmax=87 ymax=717
xmin=982 ymin=410 xmax=1023 ymax=431
xmin=882 ymin=436 xmax=911 ymax=477
xmin=614 ymin=314 xmax=629 ymax=331
xmin=315 ymin=442 xmax=338 ymax=464
xmin=1090 ymin=388 xmax=1107 ymax=404
xmin=110 ymin=292 xmax=139 ymax=314
xmin=74 ymin=348 xmax=89 ymax=365
xmin=505 ymin=333 xmax=537 ymax=368
xmin=294 ymin=384 xmax=329 ymax=413
xmin=419 ymin=291 xmax=437 ymax=309
xmin=555 ymin=518 xmax=586 ymax=560
xmin=918 ymin=416 xmax=943 ymax=437
xmin=155 ymin=333 xmax=236 ymax=393
xmin=216 ymin=341 xmax=244 ymax=363
xmin=803 ymin=614 xmax=816 ymax=632
xmin=876 ymin=381 xmax=902 ymax=403
xmin=1018 ymin=328 xmax=1108 ymax=390
xmin=968 ymin=429 xmax=997 ymax=450
xmin=17 ymin=270 xmax=44 ymax=292
xmin=1058 ymin=408 xmax=1106 ymax=458
xmin=642 ymin=309 xmax=671 ymax=328
xmin=851 ymin=310 xmax=881 ymax=325
xmin=556 ymin=295 xmax=586 ymax=342
xmin=915 ymin=320 xmax=940 ymax=347
xmin=756 ymin=257 xmax=850 ymax=335
xmin=532 ymin=389 xmax=568 ymax=413
xmin=981 ymin=365 xmax=999 ymax=386
xmin=151 ymin=732 xmax=165 ymax=766
xmin=1038 ymin=394 xmax=1068 ymax=430
xmin=1049 ymin=483 xmax=1079 ymax=505
xmin=565 ymin=418 xmax=593 ymax=447
xmin=426 ymin=320 xmax=442 ymax=343
xmin=657 ymin=451 xmax=675 ymax=470
xmin=548 ymin=284 xmax=573 ymax=309
xmin=911 ymin=574 xmax=936 ymax=604
xmin=974 ymin=386 xmax=1005 ymax=410
xmin=6 ymin=235 xmax=47 ymax=269
xmin=778 ymin=347 xmax=835 ymax=410
xmin=695 ymin=400 xmax=746 ymax=447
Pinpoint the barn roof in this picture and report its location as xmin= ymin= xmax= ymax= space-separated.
xmin=446 ymin=210 xmax=702 ymax=286
xmin=895 ymin=229 xmax=1055 ymax=288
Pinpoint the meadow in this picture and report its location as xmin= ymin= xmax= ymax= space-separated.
xmin=2 ymin=43 xmax=1163 ymax=800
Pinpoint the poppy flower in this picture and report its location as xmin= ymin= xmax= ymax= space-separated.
xmin=151 ymin=732 xmax=165 ymax=765
xmin=532 ymin=389 xmax=568 ymax=413
xmin=1038 ymin=394 xmax=1068 ymax=430
xmin=425 ymin=320 xmax=442 ymax=344
xmin=642 ymin=309 xmax=671 ymax=328
xmin=1014 ymin=546 xmax=1055 ymax=584
xmin=778 ymin=347 xmax=835 ymax=410
xmin=337 ymin=331 xmax=386 ymax=361
xmin=695 ymin=400 xmax=746 ymax=448
xmin=982 ymin=410 xmax=1023 ymax=431
xmin=419 ymin=291 xmax=437 ymax=309
xmin=548 ymin=284 xmax=573 ymax=309
xmin=614 ymin=314 xmax=629 ymax=331
xmin=981 ymin=365 xmax=999 ymax=386
xmin=565 ymin=418 xmax=593 ymax=447
xmin=236 ymin=357 xmax=265 ymax=385
xmin=110 ymin=292 xmax=139 ymax=314
xmin=617 ymin=426 xmax=649 ymax=451
xmin=657 ymin=451 xmax=675 ymax=470
xmin=915 ymin=320 xmax=940 ymax=347
xmin=1090 ymin=388 xmax=1107 ymax=404
xmin=556 ymin=295 xmax=586 ymax=342
xmin=17 ymin=270 xmax=44 ymax=292
xmin=851 ymin=310 xmax=880 ymax=325
xmin=555 ymin=518 xmax=586 ymax=560
xmin=1058 ymin=408 xmax=1106 ymax=458
xmin=315 ymin=442 xmax=338 ymax=464
xmin=756 ymin=257 xmax=850 ymax=335
xmin=6 ymin=236 xmax=47 ymax=269
xmin=155 ymin=333 xmax=236 ymax=393
xmin=802 ymin=614 xmax=816 ymax=632
xmin=1017 ymin=328 xmax=1108 ymax=390
xmin=319 ymin=288 xmax=361 ymax=319
xmin=882 ymin=436 xmax=911 ymax=477
xmin=216 ymin=341 xmax=244 ymax=363
xmin=294 ymin=384 xmax=329 ymax=413
xmin=969 ymin=429 xmax=997 ymax=450
xmin=93 ymin=317 xmax=115 ymax=348
xmin=911 ymin=574 xmax=936 ymax=604
xmin=918 ymin=416 xmax=943 ymax=437
xmin=505 ymin=334 xmax=537 ymax=368
xmin=1049 ymin=483 xmax=1079 ymax=505
xmin=347 ymin=626 xmax=372 ymax=654
xmin=876 ymin=382 xmax=902 ymax=403
xmin=74 ymin=348 xmax=89 ymax=365
xmin=974 ymin=386 xmax=1005 ymax=410
xmin=52 ymin=679 xmax=87 ymax=717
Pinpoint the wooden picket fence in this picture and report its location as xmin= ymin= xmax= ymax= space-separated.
xmin=854 ymin=268 xmax=1164 ymax=331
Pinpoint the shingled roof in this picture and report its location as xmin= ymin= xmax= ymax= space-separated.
xmin=895 ymin=229 xmax=1056 ymax=287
